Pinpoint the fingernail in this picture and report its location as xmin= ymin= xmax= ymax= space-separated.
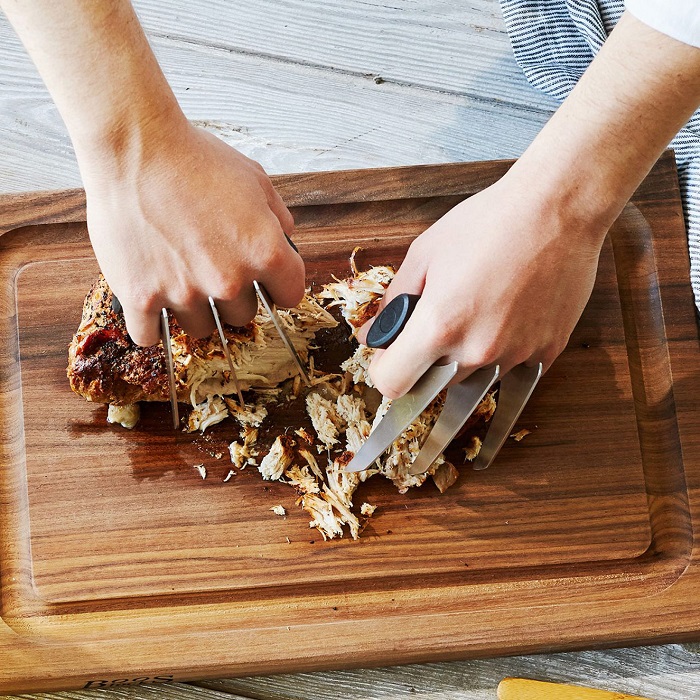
xmin=111 ymin=294 xmax=122 ymax=314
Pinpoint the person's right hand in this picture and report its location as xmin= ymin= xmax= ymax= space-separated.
xmin=356 ymin=171 xmax=605 ymax=398
xmin=79 ymin=120 xmax=304 ymax=346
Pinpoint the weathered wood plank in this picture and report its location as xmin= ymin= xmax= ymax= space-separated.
xmin=131 ymin=0 xmax=559 ymax=110
xmin=0 ymin=2 xmax=555 ymax=193
xmin=4 ymin=645 xmax=699 ymax=700
xmin=193 ymin=645 xmax=700 ymax=700
xmin=4 ymin=684 xmax=252 ymax=699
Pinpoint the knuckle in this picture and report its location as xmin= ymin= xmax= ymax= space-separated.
xmin=124 ymin=291 xmax=160 ymax=316
xmin=539 ymin=352 xmax=558 ymax=373
xmin=510 ymin=347 xmax=536 ymax=369
xmin=556 ymin=332 xmax=572 ymax=354
xmin=208 ymin=276 xmax=243 ymax=303
xmin=406 ymin=236 xmax=427 ymax=261
xmin=371 ymin=374 xmax=403 ymax=400
xmin=540 ymin=334 xmax=568 ymax=365
xmin=259 ymin=237 xmax=288 ymax=270
xmin=462 ymin=339 xmax=500 ymax=368
xmin=424 ymin=318 xmax=463 ymax=355
xmin=546 ymin=339 xmax=567 ymax=365
xmin=168 ymin=285 xmax=199 ymax=310
xmin=277 ymin=274 xmax=306 ymax=310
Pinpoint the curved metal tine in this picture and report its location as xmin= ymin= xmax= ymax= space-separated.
xmin=344 ymin=361 xmax=459 ymax=473
xmin=408 ymin=366 xmax=500 ymax=475
xmin=208 ymin=296 xmax=245 ymax=408
xmin=161 ymin=308 xmax=180 ymax=430
xmin=472 ymin=362 xmax=543 ymax=471
xmin=253 ymin=280 xmax=311 ymax=386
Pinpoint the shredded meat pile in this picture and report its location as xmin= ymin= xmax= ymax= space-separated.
xmin=67 ymin=274 xmax=337 ymax=419
xmin=67 ymin=255 xmax=497 ymax=540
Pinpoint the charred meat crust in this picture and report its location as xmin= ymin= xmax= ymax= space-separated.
xmin=67 ymin=275 xmax=336 ymax=407
xmin=67 ymin=278 xmax=168 ymax=404
xmin=67 ymin=276 xmax=253 ymax=405
xmin=350 ymin=298 xmax=381 ymax=328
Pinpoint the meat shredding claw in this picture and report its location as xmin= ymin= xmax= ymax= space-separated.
xmin=407 ymin=364 xmax=500 ymax=475
xmin=342 ymin=293 xmax=541 ymax=474
xmin=112 ymin=294 xmax=181 ymax=429
xmin=160 ymin=307 xmax=180 ymax=430
xmin=163 ymin=288 xmax=308 ymax=431
xmin=110 ymin=235 xmax=308 ymax=430
xmin=251 ymin=234 xmax=311 ymax=387
xmin=208 ymin=296 xmax=245 ymax=409
xmin=470 ymin=362 xmax=542 ymax=471
xmin=113 ymin=247 xmax=310 ymax=432
xmin=253 ymin=280 xmax=311 ymax=387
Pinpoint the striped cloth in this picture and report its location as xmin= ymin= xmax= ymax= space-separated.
xmin=500 ymin=0 xmax=700 ymax=311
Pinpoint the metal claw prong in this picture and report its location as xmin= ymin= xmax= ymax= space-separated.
xmin=407 ymin=365 xmax=501 ymax=476
xmin=472 ymin=362 xmax=543 ymax=471
xmin=208 ymin=296 xmax=245 ymax=409
xmin=161 ymin=308 xmax=180 ymax=430
xmin=253 ymin=280 xmax=311 ymax=386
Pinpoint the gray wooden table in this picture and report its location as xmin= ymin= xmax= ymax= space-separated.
xmin=1 ymin=2 xmax=699 ymax=698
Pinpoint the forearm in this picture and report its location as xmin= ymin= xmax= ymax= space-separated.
xmin=0 ymin=0 xmax=185 ymax=163
xmin=510 ymin=10 xmax=700 ymax=240
xmin=1 ymin=0 xmax=303 ymax=347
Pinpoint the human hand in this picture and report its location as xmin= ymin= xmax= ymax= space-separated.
xmin=357 ymin=171 xmax=607 ymax=398
xmin=354 ymin=9 xmax=700 ymax=399
xmin=80 ymin=121 xmax=304 ymax=346
xmin=0 ymin=1 xmax=304 ymax=345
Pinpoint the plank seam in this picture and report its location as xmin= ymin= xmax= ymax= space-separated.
xmin=148 ymin=31 xmax=555 ymax=116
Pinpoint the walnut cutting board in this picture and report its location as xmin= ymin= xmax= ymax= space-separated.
xmin=1 ymin=152 xmax=699 ymax=694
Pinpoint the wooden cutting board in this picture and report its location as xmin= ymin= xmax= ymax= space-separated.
xmin=1 ymin=151 xmax=699 ymax=694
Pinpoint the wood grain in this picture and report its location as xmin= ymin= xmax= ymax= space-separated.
xmin=13 ymin=239 xmax=649 ymax=603
xmin=4 ymin=644 xmax=700 ymax=700
xmin=0 ymin=2 xmax=557 ymax=192
xmin=131 ymin=0 xmax=557 ymax=109
xmin=1 ymin=152 xmax=699 ymax=695
xmin=1 ymin=0 xmax=698 ymax=697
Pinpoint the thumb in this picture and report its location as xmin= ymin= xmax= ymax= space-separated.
xmin=357 ymin=239 xmax=428 ymax=345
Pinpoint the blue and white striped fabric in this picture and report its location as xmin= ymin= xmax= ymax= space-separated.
xmin=500 ymin=0 xmax=700 ymax=312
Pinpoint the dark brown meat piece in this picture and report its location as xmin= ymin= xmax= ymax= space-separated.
xmin=67 ymin=276 xmax=172 ymax=405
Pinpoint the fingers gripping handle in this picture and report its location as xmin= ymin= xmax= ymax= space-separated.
xmin=366 ymin=293 xmax=421 ymax=349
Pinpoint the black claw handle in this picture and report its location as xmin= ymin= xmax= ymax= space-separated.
xmin=366 ymin=293 xmax=420 ymax=349
xmin=285 ymin=233 xmax=299 ymax=253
